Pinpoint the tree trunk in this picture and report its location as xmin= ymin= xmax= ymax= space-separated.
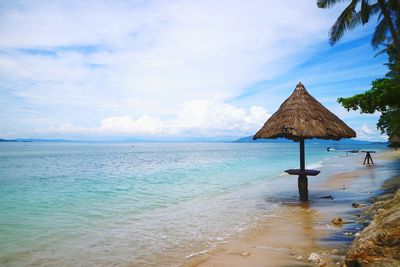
xmin=378 ymin=0 xmax=400 ymax=58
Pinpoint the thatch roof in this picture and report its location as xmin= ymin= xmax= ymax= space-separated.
xmin=254 ymin=82 xmax=356 ymax=141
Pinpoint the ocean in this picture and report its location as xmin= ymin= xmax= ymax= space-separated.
xmin=0 ymin=142 xmax=387 ymax=266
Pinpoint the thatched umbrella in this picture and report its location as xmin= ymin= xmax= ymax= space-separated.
xmin=254 ymin=82 xmax=356 ymax=201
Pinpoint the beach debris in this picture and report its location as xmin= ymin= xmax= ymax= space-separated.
xmin=184 ymin=250 xmax=208 ymax=259
xmin=377 ymin=208 xmax=385 ymax=214
xmin=331 ymin=217 xmax=344 ymax=226
xmin=241 ymin=252 xmax=250 ymax=257
xmin=308 ymin=252 xmax=320 ymax=261
xmin=296 ymin=255 xmax=302 ymax=260
xmin=352 ymin=202 xmax=365 ymax=208
xmin=308 ymin=252 xmax=323 ymax=264
xmin=354 ymin=232 xmax=361 ymax=237
xmin=320 ymin=195 xmax=334 ymax=200
xmin=256 ymin=245 xmax=284 ymax=252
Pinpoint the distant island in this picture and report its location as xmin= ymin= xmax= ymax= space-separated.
xmin=234 ymin=135 xmax=388 ymax=145
xmin=0 ymin=138 xmax=74 ymax=142
xmin=0 ymin=138 xmax=17 ymax=142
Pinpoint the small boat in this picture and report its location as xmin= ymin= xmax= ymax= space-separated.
xmin=327 ymin=144 xmax=360 ymax=155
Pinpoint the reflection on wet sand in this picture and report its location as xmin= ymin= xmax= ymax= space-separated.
xmin=185 ymin=150 xmax=400 ymax=267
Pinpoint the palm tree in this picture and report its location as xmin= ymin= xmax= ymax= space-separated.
xmin=317 ymin=0 xmax=400 ymax=58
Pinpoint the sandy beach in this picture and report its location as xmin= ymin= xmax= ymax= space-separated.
xmin=184 ymin=149 xmax=400 ymax=267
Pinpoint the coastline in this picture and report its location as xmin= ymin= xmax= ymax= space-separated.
xmin=184 ymin=149 xmax=400 ymax=267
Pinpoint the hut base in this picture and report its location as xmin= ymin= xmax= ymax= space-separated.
xmin=298 ymin=174 xmax=308 ymax=201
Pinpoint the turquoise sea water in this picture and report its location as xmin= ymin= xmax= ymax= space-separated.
xmin=0 ymin=142 xmax=387 ymax=266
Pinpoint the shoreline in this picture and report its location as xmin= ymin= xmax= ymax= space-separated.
xmin=183 ymin=149 xmax=400 ymax=267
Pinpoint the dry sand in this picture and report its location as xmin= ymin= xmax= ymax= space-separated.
xmin=183 ymin=150 xmax=400 ymax=267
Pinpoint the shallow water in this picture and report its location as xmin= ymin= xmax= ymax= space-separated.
xmin=0 ymin=142 xmax=388 ymax=266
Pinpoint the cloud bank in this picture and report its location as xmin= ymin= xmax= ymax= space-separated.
xmin=35 ymin=100 xmax=270 ymax=138
xmin=0 ymin=0 xmax=387 ymax=140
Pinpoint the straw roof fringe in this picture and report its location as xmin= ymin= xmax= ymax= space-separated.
xmin=254 ymin=82 xmax=356 ymax=141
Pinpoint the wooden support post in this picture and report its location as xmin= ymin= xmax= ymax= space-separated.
xmin=300 ymin=138 xmax=305 ymax=172
xmin=298 ymin=138 xmax=308 ymax=201
xmin=363 ymin=152 xmax=374 ymax=165
xmin=298 ymin=174 xmax=308 ymax=201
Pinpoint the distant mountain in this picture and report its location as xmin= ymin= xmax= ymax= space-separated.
xmin=17 ymin=138 xmax=75 ymax=142
xmin=235 ymin=136 xmax=294 ymax=143
xmin=234 ymin=136 xmax=387 ymax=145
xmin=0 ymin=138 xmax=75 ymax=142
xmin=0 ymin=138 xmax=17 ymax=142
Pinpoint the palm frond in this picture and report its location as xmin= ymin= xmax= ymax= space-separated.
xmin=372 ymin=16 xmax=389 ymax=49
xmin=387 ymin=0 xmax=400 ymax=14
xmin=392 ymin=1 xmax=400 ymax=30
xmin=377 ymin=9 xmax=384 ymax=21
xmin=317 ymin=0 xmax=347 ymax=8
xmin=329 ymin=0 xmax=360 ymax=44
xmin=361 ymin=0 xmax=371 ymax=24
xmin=369 ymin=3 xmax=380 ymax=15
xmin=374 ymin=47 xmax=388 ymax=57
xmin=349 ymin=12 xmax=362 ymax=28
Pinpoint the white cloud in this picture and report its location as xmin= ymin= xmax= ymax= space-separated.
xmin=361 ymin=124 xmax=374 ymax=134
xmin=357 ymin=123 xmax=388 ymax=141
xmin=99 ymin=115 xmax=162 ymax=134
xmin=35 ymin=99 xmax=270 ymax=137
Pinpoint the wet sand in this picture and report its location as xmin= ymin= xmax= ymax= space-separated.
xmin=184 ymin=150 xmax=400 ymax=267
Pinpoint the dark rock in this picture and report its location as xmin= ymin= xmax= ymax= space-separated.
xmin=352 ymin=203 xmax=365 ymax=208
xmin=345 ymin=189 xmax=400 ymax=266
xmin=331 ymin=217 xmax=344 ymax=226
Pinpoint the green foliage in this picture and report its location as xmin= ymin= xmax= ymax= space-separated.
xmin=338 ymin=75 xmax=400 ymax=113
xmin=338 ymin=72 xmax=400 ymax=136
xmin=377 ymin=109 xmax=400 ymax=137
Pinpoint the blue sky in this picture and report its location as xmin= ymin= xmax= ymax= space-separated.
xmin=0 ymin=0 xmax=389 ymax=141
